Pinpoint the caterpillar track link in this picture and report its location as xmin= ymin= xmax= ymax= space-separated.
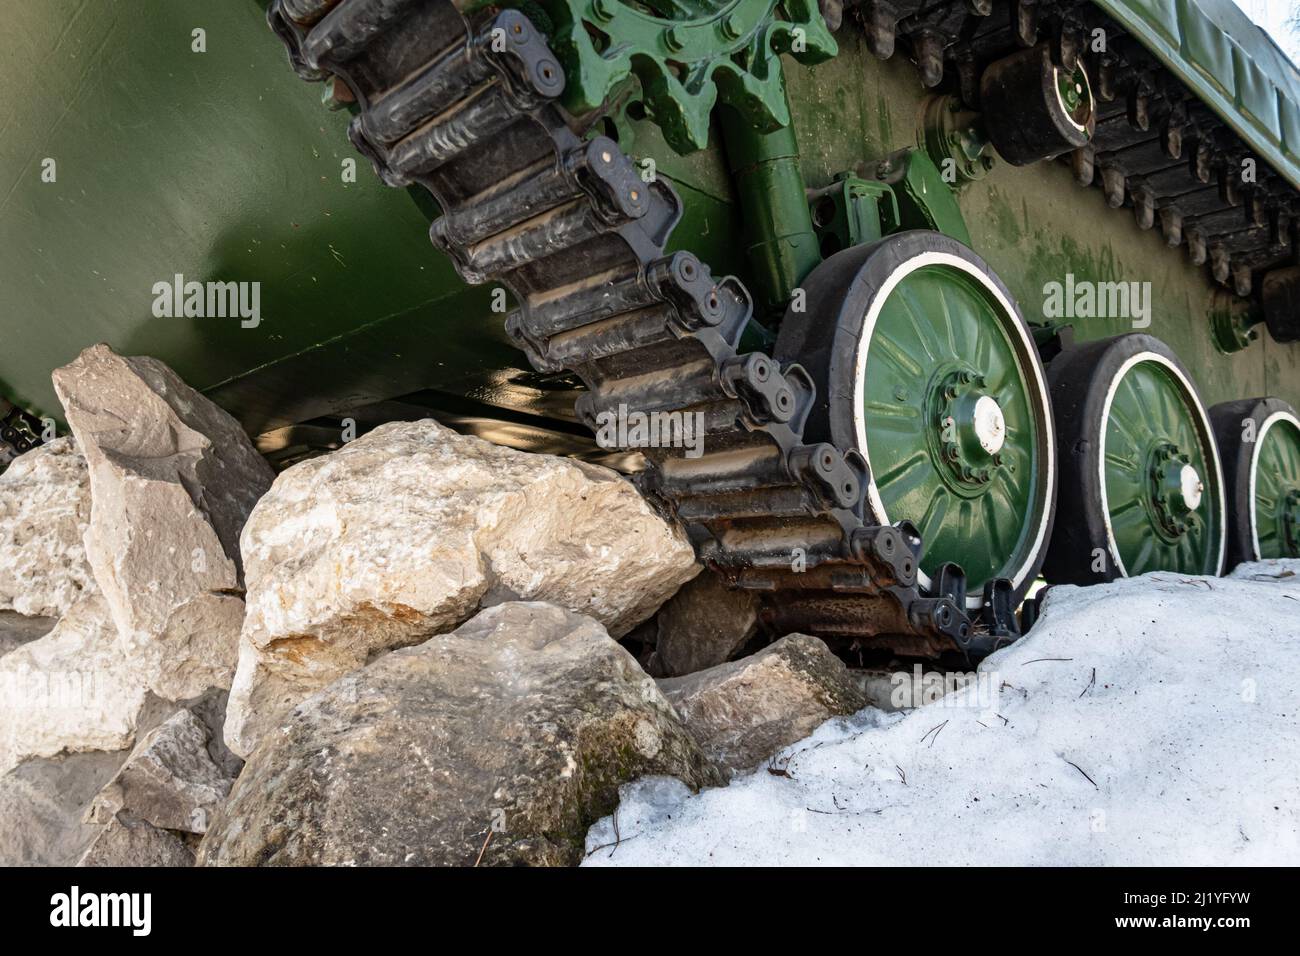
xmin=0 ymin=401 xmax=43 ymax=472
xmin=266 ymin=0 xmax=1010 ymax=656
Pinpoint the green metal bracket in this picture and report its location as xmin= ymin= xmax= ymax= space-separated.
xmin=728 ymin=141 xmax=971 ymax=325
xmin=873 ymin=149 xmax=973 ymax=247
xmin=808 ymin=174 xmax=899 ymax=259
xmin=527 ymin=0 xmax=836 ymax=154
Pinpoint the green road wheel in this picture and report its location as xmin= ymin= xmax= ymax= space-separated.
xmin=1044 ymin=334 xmax=1226 ymax=583
xmin=1210 ymin=396 xmax=1300 ymax=567
xmin=1251 ymin=412 xmax=1300 ymax=559
xmin=776 ymin=231 xmax=1056 ymax=609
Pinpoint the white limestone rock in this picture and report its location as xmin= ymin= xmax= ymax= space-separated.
xmin=224 ymin=419 xmax=698 ymax=757
xmin=0 ymin=437 xmax=97 ymax=618
xmin=0 ymin=594 xmax=149 ymax=775
xmin=51 ymin=344 xmax=274 ymax=700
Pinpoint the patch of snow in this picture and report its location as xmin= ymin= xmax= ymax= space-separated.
xmin=584 ymin=561 xmax=1300 ymax=866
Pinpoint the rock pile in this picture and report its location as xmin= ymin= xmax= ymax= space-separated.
xmin=223 ymin=418 xmax=699 ymax=758
xmin=1 ymin=346 xmax=878 ymax=867
xmin=0 ymin=344 xmax=266 ymax=864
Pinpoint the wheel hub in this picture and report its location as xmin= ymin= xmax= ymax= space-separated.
xmin=1149 ymin=442 xmax=1202 ymax=537
xmin=1055 ymin=66 xmax=1092 ymax=130
xmin=934 ymin=369 xmax=1006 ymax=489
xmin=972 ymin=394 xmax=1007 ymax=455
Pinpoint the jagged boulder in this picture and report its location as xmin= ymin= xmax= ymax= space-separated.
xmin=0 ymin=750 xmax=126 ymax=866
xmin=0 ymin=595 xmax=149 ymax=775
xmin=77 ymin=814 xmax=194 ymax=867
xmin=224 ymin=419 xmax=699 ymax=758
xmin=659 ymin=634 xmax=869 ymax=774
xmin=0 ymin=690 xmax=233 ymax=865
xmin=201 ymin=602 xmax=722 ymax=866
xmin=0 ymin=437 xmax=97 ymax=618
xmin=0 ymin=347 xmax=265 ymax=865
xmin=71 ymin=706 xmax=236 ymax=867
xmin=648 ymin=569 xmax=760 ymax=677
xmin=86 ymin=709 xmax=234 ymax=835
xmin=51 ymin=344 xmax=273 ymax=701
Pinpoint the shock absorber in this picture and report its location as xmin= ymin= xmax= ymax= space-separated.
xmin=719 ymin=73 xmax=821 ymax=319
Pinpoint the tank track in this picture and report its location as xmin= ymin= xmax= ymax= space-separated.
xmin=0 ymin=400 xmax=43 ymax=472
xmin=266 ymin=0 xmax=1015 ymax=657
xmin=843 ymin=0 xmax=1298 ymax=300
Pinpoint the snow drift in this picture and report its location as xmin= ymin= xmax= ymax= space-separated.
xmin=585 ymin=561 xmax=1300 ymax=866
